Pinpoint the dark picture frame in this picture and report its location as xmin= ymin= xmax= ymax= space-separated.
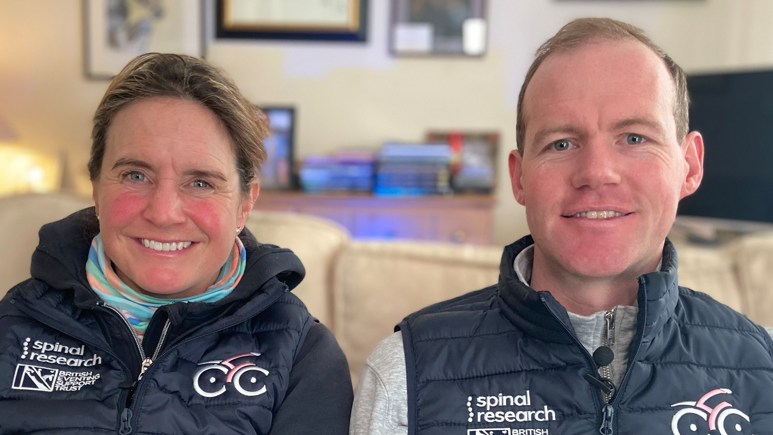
xmin=426 ymin=131 xmax=498 ymax=193
xmin=390 ymin=0 xmax=487 ymax=56
xmin=83 ymin=0 xmax=204 ymax=80
xmin=216 ymin=0 xmax=368 ymax=42
xmin=258 ymin=106 xmax=296 ymax=191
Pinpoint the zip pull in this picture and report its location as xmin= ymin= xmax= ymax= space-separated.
xmin=599 ymin=404 xmax=614 ymax=435
xmin=119 ymin=408 xmax=133 ymax=434
xmin=604 ymin=309 xmax=616 ymax=346
xmin=138 ymin=358 xmax=152 ymax=381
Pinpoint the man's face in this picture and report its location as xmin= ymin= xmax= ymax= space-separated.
xmin=510 ymin=40 xmax=703 ymax=283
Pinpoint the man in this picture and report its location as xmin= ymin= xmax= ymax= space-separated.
xmin=350 ymin=18 xmax=773 ymax=435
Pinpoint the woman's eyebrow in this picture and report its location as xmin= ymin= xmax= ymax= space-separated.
xmin=184 ymin=169 xmax=228 ymax=182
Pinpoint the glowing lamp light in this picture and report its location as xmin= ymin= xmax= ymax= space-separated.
xmin=0 ymin=145 xmax=61 ymax=197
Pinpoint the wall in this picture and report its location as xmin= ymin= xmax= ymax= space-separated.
xmin=2 ymin=0 xmax=773 ymax=246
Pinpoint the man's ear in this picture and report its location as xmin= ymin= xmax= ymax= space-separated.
xmin=238 ymin=181 xmax=260 ymax=228
xmin=509 ymin=150 xmax=526 ymax=205
xmin=679 ymin=131 xmax=704 ymax=199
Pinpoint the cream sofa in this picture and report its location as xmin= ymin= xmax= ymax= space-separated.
xmin=1 ymin=193 xmax=772 ymax=385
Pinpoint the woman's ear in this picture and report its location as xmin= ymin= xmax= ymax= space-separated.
xmin=238 ymin=181 xmax=260 ymax=228
xmin=91 ymin=179 xmax=100 ymax=216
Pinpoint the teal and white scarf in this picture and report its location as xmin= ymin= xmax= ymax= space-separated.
xmin=86 ymin=234 xmax=246 ymax=340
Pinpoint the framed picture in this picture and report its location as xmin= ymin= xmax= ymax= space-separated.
xmin=83 ymin=0 xmax=204 ymax=80
xmin=216 ymin=0 xmax=367 ymax=42
xmin=258 ymin=106 xmax=296 ymax=190
xmin=426 ymin=131 xmax=498 ymax=193
xmin=390 ymin=0 xmax=487 ymax=56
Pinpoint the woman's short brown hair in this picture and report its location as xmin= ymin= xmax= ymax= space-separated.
xmin=88 ymin=53 xmax=267 ymax=194
xmin=516 ymin=18 xmax=689 ymax=155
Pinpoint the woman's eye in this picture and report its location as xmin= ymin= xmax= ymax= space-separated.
xmin=625 ymin=134 xmax=646 ymax=145
xmin=192 ymin=180 xmax=211 ymax=189
xmin=550 ymin=139 xmax=574 ymax=151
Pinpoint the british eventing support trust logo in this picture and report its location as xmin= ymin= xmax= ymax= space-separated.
xmin=193 ymin=352 xmax=270 ymax=398
xmin=671 ymin=389 xmax=752 ymax=435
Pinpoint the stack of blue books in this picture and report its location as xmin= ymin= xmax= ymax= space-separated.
xmin=374 ymin=143 xmax=452 ymax=196
xmin=299 ymin=151 xmax=375 ymax=193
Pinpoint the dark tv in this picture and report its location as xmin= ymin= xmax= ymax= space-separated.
xmin=678 ymin=69 xmax=773 ymax=227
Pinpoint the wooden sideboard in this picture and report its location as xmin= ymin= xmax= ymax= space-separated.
xmin=253 ymin=192 xmax=495 ymax=245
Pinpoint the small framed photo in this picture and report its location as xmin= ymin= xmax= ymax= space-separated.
xmin=216 ymin=0 xmax=368 ymax=42
xmin=83 ymin=0 xmax=204 ymax=80
xmin=258 ymin=106 xmax=296 ymax=191
xmin=426 ymin=131 xmax=498 ymax=193
xmin=390 ymin=0 xmax=487 ymax=56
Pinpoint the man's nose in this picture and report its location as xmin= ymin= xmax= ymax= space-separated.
xmin=142 ymin=181 xmax=186 ymax=227
xmin=570 ymin=140 xmax=622 ymax=190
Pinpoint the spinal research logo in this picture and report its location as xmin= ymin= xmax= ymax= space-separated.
xmin=193 ymin=352 xmax=270 ymax=398
xmin=12 ymin=336 xmax=102 ymax=393
xmin=20 ymin=337 xmax=102 ymax=367
xmin=671 ymin=389 xmax=752 ymax=435
xmin=465 ymin=392 xmax=556 ymax=435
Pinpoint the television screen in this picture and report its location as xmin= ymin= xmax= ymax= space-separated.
xmin=678 ymin=69 xmax=773 ymax=225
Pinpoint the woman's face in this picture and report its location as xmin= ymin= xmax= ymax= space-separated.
xmin=92 ymin=97 xmax=258 ymax=299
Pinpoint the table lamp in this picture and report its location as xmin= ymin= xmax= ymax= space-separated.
xmin=0 ymin=116 xmax=61 ymax=197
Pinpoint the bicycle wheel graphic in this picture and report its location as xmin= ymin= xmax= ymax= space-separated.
xmin=717 ymin=408 xmax=752 ymax=435
xmin=194 ymin=365 xmax=228 ymax=398
xmin=232 ymin=365 xmax=269 ymax=396
xmin=672 ymin=408 xmax=709 ymax=435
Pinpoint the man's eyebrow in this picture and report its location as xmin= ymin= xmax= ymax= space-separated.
xmin=532 ymin=125 xmax=585 ymax=147
xmin=184 ymin=169 xmax=228 ymax=182
xmin=112 ymin=158 xmax=153 ymax=171
xmin=611 ymin=117 xmax=666 ymax=135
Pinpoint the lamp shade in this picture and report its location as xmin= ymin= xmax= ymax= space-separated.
xmin=0 ymin=116 xmax=17 ymax=142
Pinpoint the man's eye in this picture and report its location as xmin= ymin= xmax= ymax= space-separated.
xmin=127 ymin=172 xmax=145 ymax=182
xmin=551 ymin=139 xmax=573 ymax=151
xmin=625 ymin=134 xmax=646 ymax=145
xmin=192 ymin=180 xmax=211 ymax=189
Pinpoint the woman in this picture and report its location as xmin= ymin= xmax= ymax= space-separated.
xmin=0 ymin=53 xmax=352 ymax=434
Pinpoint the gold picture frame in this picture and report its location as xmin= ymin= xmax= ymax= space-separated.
xmin=216 ymin=0 xmax=367 ymax=42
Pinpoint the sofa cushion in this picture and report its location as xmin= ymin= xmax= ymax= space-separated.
xmin=670 ymin=240 xmax=745 ymax=314
xmin=728 ymin=232 xmax=773 ymax=326
xmin=333 ymin=241 xmax=501 ymax=383
xmin=247 ymin=210 xmax=349 ymax=328
xmin=0 ymin=193 xmax=94 ymax=295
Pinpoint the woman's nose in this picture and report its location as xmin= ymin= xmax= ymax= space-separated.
xmin=142 ymin=182 xmax=186 ymax=226
xmin=570 ymin=141 xmax=622 ymax=190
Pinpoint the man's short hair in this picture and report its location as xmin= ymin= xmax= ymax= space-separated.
xmin=515 ymin=17 xmax=689 ymax=155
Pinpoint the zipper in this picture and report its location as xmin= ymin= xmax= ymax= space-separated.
xmin=138 ymin=319 xmax=172 ymax=380
xmin=101 ymin=304 xmax=171 ymax=433
xmin=119 ymin=408 xmax=133 ymax=435
xmin=600 ymin=309 xmax=616 ymax=403
xmin=599 ymin=404 xmax=614 ymax=435
xmin=540 ymin=296 xmax=618 ymax=435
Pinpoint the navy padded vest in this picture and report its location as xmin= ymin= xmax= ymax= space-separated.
xmin=399 ymin=236 xmax=773 ymax=435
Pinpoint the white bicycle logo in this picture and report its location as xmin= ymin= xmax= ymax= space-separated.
xmin=671 ymin=389 xmax=752 ymax=435
xmin=193 ymin=352 xmax=269 ymax=398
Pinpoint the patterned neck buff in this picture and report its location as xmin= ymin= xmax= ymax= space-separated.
xmin=86 ymin=234 xmax=246 ymax=341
